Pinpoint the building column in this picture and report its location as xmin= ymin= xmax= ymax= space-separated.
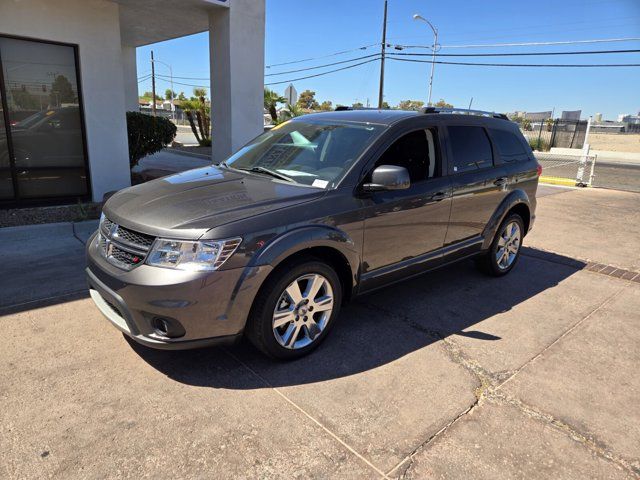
xmin=122 ymin=45 xmax=139 ymax=112
xmin=209 ymin=0 xmax=265 ymax=162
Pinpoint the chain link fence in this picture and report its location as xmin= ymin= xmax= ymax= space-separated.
xmin=535 ymin=152 xmax=597 ymax=187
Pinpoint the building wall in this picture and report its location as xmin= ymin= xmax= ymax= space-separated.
xmin=0 ymin=0 xmax=131 ymax=202
xmin=209 ymin=0 xmax=265 ymax=161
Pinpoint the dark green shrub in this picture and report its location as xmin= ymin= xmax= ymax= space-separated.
xmin=126 ymin=112 xmax=177 ymax=168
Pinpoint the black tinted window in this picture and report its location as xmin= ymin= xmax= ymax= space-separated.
xmin=448 ymin=126 xmax=493 ymax=173
xmin=490 ymin=128 xmax=527 ymax=162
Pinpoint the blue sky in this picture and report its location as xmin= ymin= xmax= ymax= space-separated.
xmin=137 ymin=0 xmax=640 ymax=120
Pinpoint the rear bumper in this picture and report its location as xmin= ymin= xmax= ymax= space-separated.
xmin=86 ymin=232 xmax=272 ymax=350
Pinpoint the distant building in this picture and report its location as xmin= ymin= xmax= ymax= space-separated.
xmin=594 ymin=113 xmax=603 ymax=123
xmin=621 ymin=114 xmax=640 ymax=125
xmin=561 ymin=110 xmax=581 ymax=121
xmin=524 ymin=111 xmax=552 ymax=121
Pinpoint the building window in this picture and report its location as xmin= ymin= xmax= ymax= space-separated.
xmin=0 ymin=35 xmax=90 ymax=205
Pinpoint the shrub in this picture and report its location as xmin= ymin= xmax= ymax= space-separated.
xmin=528 ymin=138 xmax=550 ymax=152
xmin=126 ymin=112 xmax=177 ymax=168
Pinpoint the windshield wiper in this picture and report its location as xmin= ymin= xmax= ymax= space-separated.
xmin=239 ymin=166 xmax=295 ymax=183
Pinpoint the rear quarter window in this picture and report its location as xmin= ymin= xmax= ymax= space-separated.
xmin=489 ymin=128 xmax=529 ymax=162
xmin=447 ymin=125 xmax=493 ymax=173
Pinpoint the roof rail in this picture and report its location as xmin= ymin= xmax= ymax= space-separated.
xmin=421 ymin=106 xmax=509 ymax=120
xmin=334 ymin=105 xmax=382 ymax=111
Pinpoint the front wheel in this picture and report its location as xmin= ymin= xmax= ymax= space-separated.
xmin=246 ymin=259 xmax=342 ymax=360
xmin=478 ymin=213 xmax=524 ymax=276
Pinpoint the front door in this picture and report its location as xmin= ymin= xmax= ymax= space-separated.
xmin=360 ymin=125 xmax=452 ymax=291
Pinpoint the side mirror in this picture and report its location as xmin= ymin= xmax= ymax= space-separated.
xmin=362 ymin=165 xmax=410 ymax=192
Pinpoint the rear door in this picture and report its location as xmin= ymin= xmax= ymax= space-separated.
xmin=443 ymin=123 xmax=508 ymax=249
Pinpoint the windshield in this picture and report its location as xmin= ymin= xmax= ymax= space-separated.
xmin=224 ymin=120 xmax=384 ymax=188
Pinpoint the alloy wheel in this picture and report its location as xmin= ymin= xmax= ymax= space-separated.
xmin=495 ymin=221 xmax=521 ymax=270
xmin=272 ymin=273 xmax=334 ymax=350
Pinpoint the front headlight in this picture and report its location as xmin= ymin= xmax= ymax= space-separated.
xmin=146 ymin=238 xmax=242 ymax=271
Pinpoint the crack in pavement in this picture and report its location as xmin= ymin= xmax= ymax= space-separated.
xmin=360 ymin=285 xmax=637 ymax=479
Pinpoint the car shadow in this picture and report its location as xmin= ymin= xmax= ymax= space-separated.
xmin=129 ymin=248 xmax=585 ymax=390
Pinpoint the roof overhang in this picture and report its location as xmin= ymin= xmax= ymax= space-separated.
xmin=115 ymin=0 xmax=229 ymax=47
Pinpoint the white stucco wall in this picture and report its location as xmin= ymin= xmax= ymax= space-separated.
xmin=0 ymin=0 xmax=131 ymax=202
xmin=122 ymin=45 xmax=139 ymax=112
xmin=209 ymin=0 xmax=265 ymax=161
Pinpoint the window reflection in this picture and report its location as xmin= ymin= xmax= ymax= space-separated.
xmin=0 ymin=36 xmax=88 ymax=201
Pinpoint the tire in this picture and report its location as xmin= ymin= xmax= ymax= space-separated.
xmin=477 ymin=213 xmax=524 ymax=277
xmin=246 ymin=258 xmax=342 ymax=360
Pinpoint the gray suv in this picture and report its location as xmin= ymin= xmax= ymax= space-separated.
xmin=87 ymin=107 xmax=539 ymax=359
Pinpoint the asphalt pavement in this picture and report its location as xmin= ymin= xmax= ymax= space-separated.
xmin=592 ymin=159 xmax=640 ymax=193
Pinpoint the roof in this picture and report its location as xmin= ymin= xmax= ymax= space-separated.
xmin=294 ymin=108 xmax=514 ymax=128
xmin=298 ymin=109 xmax=420 ymax=126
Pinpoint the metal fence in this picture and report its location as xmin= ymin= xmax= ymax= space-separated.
xmin=535 ymin=152 xmax=597 ymax=186
xmin=520 ymin=119 xmax=588 ymax=152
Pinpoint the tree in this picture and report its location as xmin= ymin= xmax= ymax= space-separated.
xmin=264 ymin=87 xmax=285 ymax=123
xmin=126 ymin=112 xmax=176 ymax=168
xmin=193 ymin=87 xmax=208 ymax=99
xmin=280 ymin=102 xmax=303 ymax=122
xmin=297 ymin=90 xmax=319 ymax=110
xmin=164 ymin=89 xmax=177 ymax=100
xmin=352 ymin=102 xmax=364 ymax=109
xmin=50 ymin=75 xmax=76 ymax=106
xmin=398 ymin=100 xmax=425 ymax=111
xmin=319 ymin=100 xmax=333 ymax=111
xmin=522 ymin=118 xmax=532 ymax=131
xmin=381 ymin=101 xmax=390 ymax=109
xmin=181 ymin=88 xmax=211 ymax=146
xmin=142 ymin=91 xmax=162 ymax=101
xmin=434 ymin=99 xmax=453 ymax=108
xmin=177 ymin=92 xmax=186 ymax=101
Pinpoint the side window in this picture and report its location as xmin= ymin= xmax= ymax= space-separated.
xmin=489 ymin=128 xmax=528 ymax=162
xmin=447 ymin=126 xmax=493 ymax=173
xmin=372 ymin=128 xmax=440 ymax=183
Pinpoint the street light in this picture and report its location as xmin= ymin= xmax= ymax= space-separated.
xmin=412 ymin=13 xmax=438 ymax=106
xmin=151 ymin=57 xmax=174 ymax=120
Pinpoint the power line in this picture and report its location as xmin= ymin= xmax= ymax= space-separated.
xmin=407 ymin=37 xmax=640 ymax=49
xmin=265 ymin=53 xmax=381 ymax=76
xmin=387 ymin=48 xmax=640 ymax=57
xmin=388 ymin=57 xmax=640 ymax=67
xmin=264 ymin=58 xmax=381 ymax=86
xmin=265 ymin=43 xmax=379 ymax=68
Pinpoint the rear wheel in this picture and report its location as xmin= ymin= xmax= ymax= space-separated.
xmin=478 ymin=213 xmax=524 ymax=276
xmin=246 ymin=259 xmax=342 ymax=359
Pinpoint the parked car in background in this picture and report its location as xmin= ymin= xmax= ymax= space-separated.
xmin=87 ymin=107 xmax=540 ymax=359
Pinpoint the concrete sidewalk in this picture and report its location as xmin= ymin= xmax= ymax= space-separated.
xmin=0 ymin=220 xmax=98 ymax=309
xmin=1 ymin=187 xmax=639 ymax=479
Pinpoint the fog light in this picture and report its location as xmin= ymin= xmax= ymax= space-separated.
xmin=151 ymin=317 xmax=186 ymax=338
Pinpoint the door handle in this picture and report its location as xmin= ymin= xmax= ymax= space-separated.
xmin=494 ymin=177 xmax=508 ymax=187
xmin=429 ymin=191 xmax=447 ymax=202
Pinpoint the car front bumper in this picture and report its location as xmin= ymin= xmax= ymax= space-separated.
xmin=86 ymin=232 xmax=272 ymax=350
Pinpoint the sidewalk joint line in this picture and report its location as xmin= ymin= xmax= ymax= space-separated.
xmin=222 ymin=348 xmax=389 ymax=479
xmin=496 ymin=285 xmax=627 ymax=392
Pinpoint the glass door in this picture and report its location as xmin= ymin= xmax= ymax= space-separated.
xmin=0 ymin=35 xmax=90 ymax=204
xmin=0 ymin=61 xmax=14 ymax=200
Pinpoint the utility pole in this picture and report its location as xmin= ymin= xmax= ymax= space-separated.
xmin=151 ymin=50 xmax=156 ymax=117
xmin=377 ymin=0 xmax=388 ymax=109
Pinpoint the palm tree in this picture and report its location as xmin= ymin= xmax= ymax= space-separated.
xmin=182 ymin=88 xmax=211 ymax=146
xmin=264 ymin=87 xmax=285 ymax=123
xmin=281 ymin=102 xmax=303 ymax=120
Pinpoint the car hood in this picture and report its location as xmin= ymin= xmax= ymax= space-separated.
xmin=103 ymin=165 xmax=325 ymax=239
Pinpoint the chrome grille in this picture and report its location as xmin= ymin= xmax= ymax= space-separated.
xmin=98 ymin=216 xmax=155 ymax=270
